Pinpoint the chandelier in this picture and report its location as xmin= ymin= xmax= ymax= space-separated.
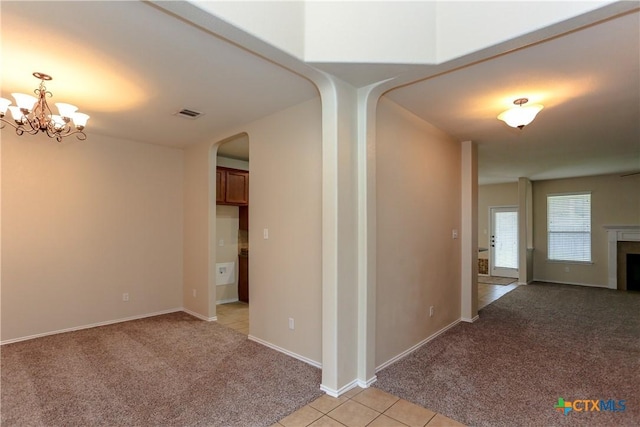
xmin=0 ymin=72 xmax=89 ymax=142
xmin=497 ymin=98 xmax=543 ymax=130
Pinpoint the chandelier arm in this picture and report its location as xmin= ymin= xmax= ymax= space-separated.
xmin=0 ymin=118 xmax=19 ymax=130
xmin=41 ymin=122 xmax=86 ymax=142
xmin=43 ymin=123 xmax=66 ymax=141
xmin=22 ymin=125 xmax=40 ymax=136
xmin=24 ymin=115 xmax=42 ymax=133
xmin=1 ymin=118 xmax=38 ymax=136
xmin=65 ymin=130 xmax=87 ymax=141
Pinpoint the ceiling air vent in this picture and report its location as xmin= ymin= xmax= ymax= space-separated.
xmin=173 ymin=108 xmax=203 ymax=120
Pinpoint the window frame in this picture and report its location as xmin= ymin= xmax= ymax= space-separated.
xmin=546 ymin=191 xmax=593 ymax=264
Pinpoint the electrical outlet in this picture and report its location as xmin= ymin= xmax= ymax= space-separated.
xmin=218 ymin=239 xmax=224 ymax=247
xmin=263 ymin=228 xmax=269 ymax=239
xmin=288 ymin=317 xmax=294 ymax=330
xmin=452 ymin=229 xmax=458 ymax=239
xmin=429 ymin=306 xmax=434 ymax=317
xmin=564 ymin=266 xmax=570 ymax=273
xmin=123 ymin=293 xmax=129 ymax=302
xmin=192 ymin=289 xmax=197 ymax=297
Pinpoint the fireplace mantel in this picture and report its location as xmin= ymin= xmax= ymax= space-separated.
xmin=604 ymin=225 xmax=640 ymax=289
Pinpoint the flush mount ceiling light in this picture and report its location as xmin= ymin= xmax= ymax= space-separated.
xmin=0 ymin=72 xmax=90 ymax=142
xmin=497 ymin=98 xmax=543 ymax=130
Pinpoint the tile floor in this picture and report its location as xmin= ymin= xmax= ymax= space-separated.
xmin=216 ymin=301 xmax=249 ymax=334
xmin=274 ymin=387 xmax=465 ymax=427
xmin=478 ymin=281 xmax=519 ymax=309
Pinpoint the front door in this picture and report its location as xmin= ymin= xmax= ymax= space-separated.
xmin=490 ymin=206 xmax=518 ymax=278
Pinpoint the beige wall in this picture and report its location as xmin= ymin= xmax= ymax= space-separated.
xmin=478 ymin=182 xmax=518 ymax=259
xmin=375 ymin=97 xmax=461 ymax=367
xmin=533 ymin=173 xmax=640 ymax=286
xmin=247 ymin=98 xmax=323 ymax=362
xmin=183 ymin=141 xmax=212 ymax=317
xmin=182 ymin=97 xmax=323 ymax=363
xmin=1 ymin=131 xmax=183 ymax=342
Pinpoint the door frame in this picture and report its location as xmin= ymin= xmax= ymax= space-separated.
xmin=489 ymin=205 xmax=519 ymax=278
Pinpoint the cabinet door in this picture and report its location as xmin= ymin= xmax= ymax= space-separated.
xmin=239 ymin=205 xmax=249 ymax=231
xmin=225 ymin=170 xmax=249 ymax=205
xmin=238 ymin=255 xmax=249 ymax=303
xmin=215 ymin=169 xmax=226 ymax=203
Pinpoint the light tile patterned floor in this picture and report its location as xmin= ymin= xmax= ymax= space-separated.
xmin=216 ymin=301 xmax=249 ymax=334
xmin=478 ymin=281 xmax=519 ymax=309
xmin=274 ymin=387 xmax=465 ymax=427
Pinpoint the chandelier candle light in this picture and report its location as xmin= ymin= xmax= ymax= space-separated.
xmin=0 ymin=72 xmax=89 ymax=142
xmin=497 ymin=98 xmax=543 ymax=129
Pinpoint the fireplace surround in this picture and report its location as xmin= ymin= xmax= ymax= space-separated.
xmin=605 ymin=225 xmax=640 ymax=290
xmin=627 ymin=253 xmax=640 ymax=291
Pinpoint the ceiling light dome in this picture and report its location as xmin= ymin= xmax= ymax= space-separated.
xmin=498 ymin=98 xmax=543 ymax=129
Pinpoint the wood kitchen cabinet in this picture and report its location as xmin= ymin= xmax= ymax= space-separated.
xmin=238 ymin=206 xmax=249 ymax=302
xmin=239 ymin=206 xmax=249 ymax=231
xmin=238 ymin=254 xmax=249 ymax=303
xmin=215 ymin=169 xmax=226 ymax=204
xmin=216 ymin=167 xmax=249 ymax=206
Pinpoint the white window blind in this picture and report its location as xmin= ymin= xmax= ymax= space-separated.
xmin=547 ymin=193 xmax=591 ymax=262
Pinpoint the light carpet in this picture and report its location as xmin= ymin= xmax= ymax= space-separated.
xmin=374 ymin=282 xmax=640 ymax=426
xmin=1 ymin=312 xmax=323 ymax=426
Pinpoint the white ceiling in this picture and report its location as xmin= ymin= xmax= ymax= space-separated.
xmin=2 ymin=1 xmax=638 ymax=184
xmin=0 ymin=1 xmax=318 ymax=148
xmin=386 ymin=9 xmax=640 ymax=184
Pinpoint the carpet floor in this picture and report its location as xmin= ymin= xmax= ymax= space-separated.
xmin=374 ymin=282 xmax=640 ymax=426
xmin=1 ymin=312 xmax=323 ymax=426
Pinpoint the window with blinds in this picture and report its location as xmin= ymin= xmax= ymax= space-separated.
xmin=547 ymin=193 xmax=591 ymax=262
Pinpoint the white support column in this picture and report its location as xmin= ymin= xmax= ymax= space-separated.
xmin=318 ymin=75 xmax=361 ymax=396
xmin=518 ymin=177 xmax=533 ymax=285
xmin=460 ymin=141 xmax=478 ymax=323
xmin=355 ymin=84 xmax=385 ymax=388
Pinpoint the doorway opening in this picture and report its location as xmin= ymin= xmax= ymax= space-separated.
xmin=478 ymin=206 xmax=519 ymax=308
xmin=214 ymin=134 xmax=250 ymax=335
xmin=489 ymin=206 xmax=518 ymax=278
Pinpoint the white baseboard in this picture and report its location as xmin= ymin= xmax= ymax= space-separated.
xmin=461 ymin=315 xmax=480 ymax=323
xmin=532 ymin=279 xmax=607 ymax=288
xmin=375 ymin=319 xmax=461 ymax=372
xmin=248 ymin=334 xmax=322 ymax=369
xmin=321 ymin=379 xmax=359 ymax=398
xmin=320 ymin=375 xmax=377 ymax=397
xmin=182 ymin=308 xmax=217 ymax=322
xmin=1 ymin=307 xmax=183 ymax=345
xmin=358 ymin=375 xmax=378 ymax=388
xmin=216 ymin=298 xmax=239 ymax=305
